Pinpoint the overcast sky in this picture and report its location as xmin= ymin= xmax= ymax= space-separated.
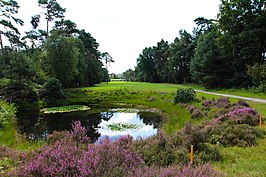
xmin=16 ymin=0 xmax=220 ymax=74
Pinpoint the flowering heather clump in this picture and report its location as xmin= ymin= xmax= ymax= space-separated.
xmin=227 ymin=106 xmax=259 ymax=126
xmin=10 ymin=122 xmax=145 ymax=177
xmin=214 ymin=97 xmax=230 ymax=108
xmin=235 ymin=99 xmax=250 ymax=107
xmin=202 ymin=100 xmax=212 ymax=107
xmin=191 ymin=109 xmax=204 ymax=119
xmin=187 ymin=105 xmax=195 ymax=113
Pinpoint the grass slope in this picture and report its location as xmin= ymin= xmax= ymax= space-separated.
xmin=66 ymin=82 xmax=264 ymax=177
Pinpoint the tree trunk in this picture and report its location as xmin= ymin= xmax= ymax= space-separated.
xmin=46 ymin=20 xmax=49 ymax=39
xmin=0 ymin=34 xmax=5 ymax=65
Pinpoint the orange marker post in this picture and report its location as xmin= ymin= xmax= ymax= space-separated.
xmin=260 ymin=115 xmax=262 ymax=128
xmin=190 ymin=145 xmax=194 ymax=164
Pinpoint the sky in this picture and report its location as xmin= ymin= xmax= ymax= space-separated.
xmin=16 ymin=0 xmax=221 ymax=74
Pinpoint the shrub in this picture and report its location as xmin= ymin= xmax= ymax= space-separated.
xmin=39 ymin=78 xmax=64 ymax=101
xmin=214 ymin=106 xmax=259 ymax=126
xmin=208 ymin=122 xmax=264 ymax=147
xmin=0 ymin=99 xmax=16 ymax=127
xmin=130 ymin=132 xmax=187 ymax=166
xmin=174 ymin=88 xmax=196 ymax=104
xmin=202 ymin=100 xmax=212 ymax=107
xmin=214 ymin=97 xmax=230 ymax=108
xmin=0 ymin=78 xmax=10 ymax=90
xmin=191 ymin=109 xmax=204 ymax=119
xmin=187 ymin=105 xmax=195 ymax=113
xmin=11 ymin=122 xmax=144 ymax=177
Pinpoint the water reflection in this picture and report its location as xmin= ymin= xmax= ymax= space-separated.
xmin=17 ymin=108 xmax=161 ymax=143
xmin=97 ymin=112 xmax=157 ymax=142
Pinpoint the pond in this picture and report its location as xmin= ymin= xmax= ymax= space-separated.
xmin=16 ymin=107 xmax=162 ymax=143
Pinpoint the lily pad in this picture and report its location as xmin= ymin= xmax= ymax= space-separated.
xmin=41 ymin=105 xmax=90 ymax=114
xmin=106 ymin=122 xmax=143 ymax=131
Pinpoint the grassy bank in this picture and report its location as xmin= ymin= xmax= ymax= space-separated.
xmin=2 ymin=82 xmax=265 ymax=176
xmin=62 ymin=82 xmax=266 ymax=176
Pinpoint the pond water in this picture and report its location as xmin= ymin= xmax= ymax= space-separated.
xmin=17 ymin=107 xmax=162 ymax=143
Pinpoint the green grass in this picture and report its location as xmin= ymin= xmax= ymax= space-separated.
xmin=63 ymin=82 xmax=266 ymax=176
xmin=213 ymin=126 xmax=266 ymax=177
xmin=2 ymin=82 xmax=266 ymax=176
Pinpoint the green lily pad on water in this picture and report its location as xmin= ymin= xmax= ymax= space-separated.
xmin=41 ymin=105 xmax=90 ymax=114
xmin=106 ymin=123 xmax=143 ymax=131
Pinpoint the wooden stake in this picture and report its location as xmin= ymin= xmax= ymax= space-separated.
xmin=190 ymin=145 xmax=194 ymax=164
xmin=260 ymin=115 xmax=262 ymax=128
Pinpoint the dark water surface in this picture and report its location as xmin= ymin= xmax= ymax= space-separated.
xmin=16 ymin=107 xmax=162 ymax=142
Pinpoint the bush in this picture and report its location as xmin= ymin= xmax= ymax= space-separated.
xmin=11 ymin=122 xmax=144 ymax=177
xmin=174 ymin=88 xmax=196 ymax=104
xmin=0 ymin=99 xmax=16 ymax=127
xmin=39 ymin=78 xmax=65 ymax=101
xmin=208 ymin=122 xmax=264 ymax=147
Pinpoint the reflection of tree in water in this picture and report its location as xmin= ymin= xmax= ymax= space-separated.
xmin=100 ymin=112 xmax=114 ymax=120
xmin=139 ymin=111 xmax=162 ymax=128
xmin=43 ymin=111 xmax=102 ymax=143
xmin=16 ymin=110 xmax=48 ymax=141
xmin=17 ymin=109 xmax=162 ymax=143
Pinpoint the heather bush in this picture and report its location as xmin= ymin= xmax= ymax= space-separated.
xmin=131 ymin=131 xmax=188 ymax=166
xmin=187 ymin=105 xmax=195 ymax=113
xmin=214 ymin=106 xmax=259 ymax=126
xmin=214 ymin=97 xmax=230 ymax=108
xmin=191 ymin=109 xmax=204 ymax=119
xmin=174 ymin=88 xmax=196 ymax=104
xmin=10 ymin=122 xmax=145 ymax=177
xmin=202 ymin=99 xmax=212 ymax=107
xmin=208 ymin=122 xmax=264 ymax=147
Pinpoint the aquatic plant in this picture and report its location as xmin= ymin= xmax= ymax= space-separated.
xmin=107 ymin=123 xmax=143 ymax=131
xmin=41 ymin=105 xmax=90 ymax=114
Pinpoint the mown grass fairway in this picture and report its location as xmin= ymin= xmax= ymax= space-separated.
xmin=62 ymin=82 xmax=266 ymax=176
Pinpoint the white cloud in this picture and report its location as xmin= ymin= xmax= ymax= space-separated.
xmin=16 ymin=0 xmax=220 ymax=74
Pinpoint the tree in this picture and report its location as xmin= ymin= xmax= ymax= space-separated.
xmin=101 ymin=52 xmax=114 ymax=84
xmin=169 ymin=30 xmax=195 ymax=84
xmin=0 ymin=0 xmax=24 ymax=63
xmin=122 ymin=69 xmax=135 ymax=81
xmin=44 ymin=30 xmax=79 ymax=88
xmin=3 ymin=50 xmax=38 ymax=102
xmin=190 ymin=32 xmax=228 ymax=88
xmin=218 ymin=0 xmax=266 ymax=87
xmin=77 ymin=29 xmax=102 ymax=86
xmin=32 ymin=0 xmax=65 ymax=39
xmin=136 ymin=47 xmax=158 ymax=82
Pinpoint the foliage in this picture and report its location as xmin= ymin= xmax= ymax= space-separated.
xmin=44 ymin=31 xmax=79 ymax=88
xmin=39 ymin=77 xmax=64 ymax=101
xmin=10 ymin=122 xmax=144 ymax=177
xmin=3 ymin=52 xmax=38 ymax=102
xmin=208 ymin=122 xmax=264 ymax=147
xmin=247 ymin=63 xmax=266 ymax=92
xmin=186 ymin=98 xmax=264 ymax=147
xmin=174 ymin=88 xmax=196 ymax=103
xmin=0 ymin=99 xmax=16 ymax=127
xmin=190 ymin=32 xmax=229 ymax=88
xmin=107 ymin=123 xmax=143 ymax=131
xmin=41 ymin=105 xmax=90 ymax=114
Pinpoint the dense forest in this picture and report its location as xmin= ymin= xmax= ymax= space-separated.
xmin=0 ymin=0 xmax=266 ymax=105
xmin=132 ymin=0 xmax=266 ymax=89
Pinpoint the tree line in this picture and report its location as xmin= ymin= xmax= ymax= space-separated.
xmin=0 ymin=0 xmax=109 ymax=103
xmin=134 ymin=0 xmax=266 ymax=90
